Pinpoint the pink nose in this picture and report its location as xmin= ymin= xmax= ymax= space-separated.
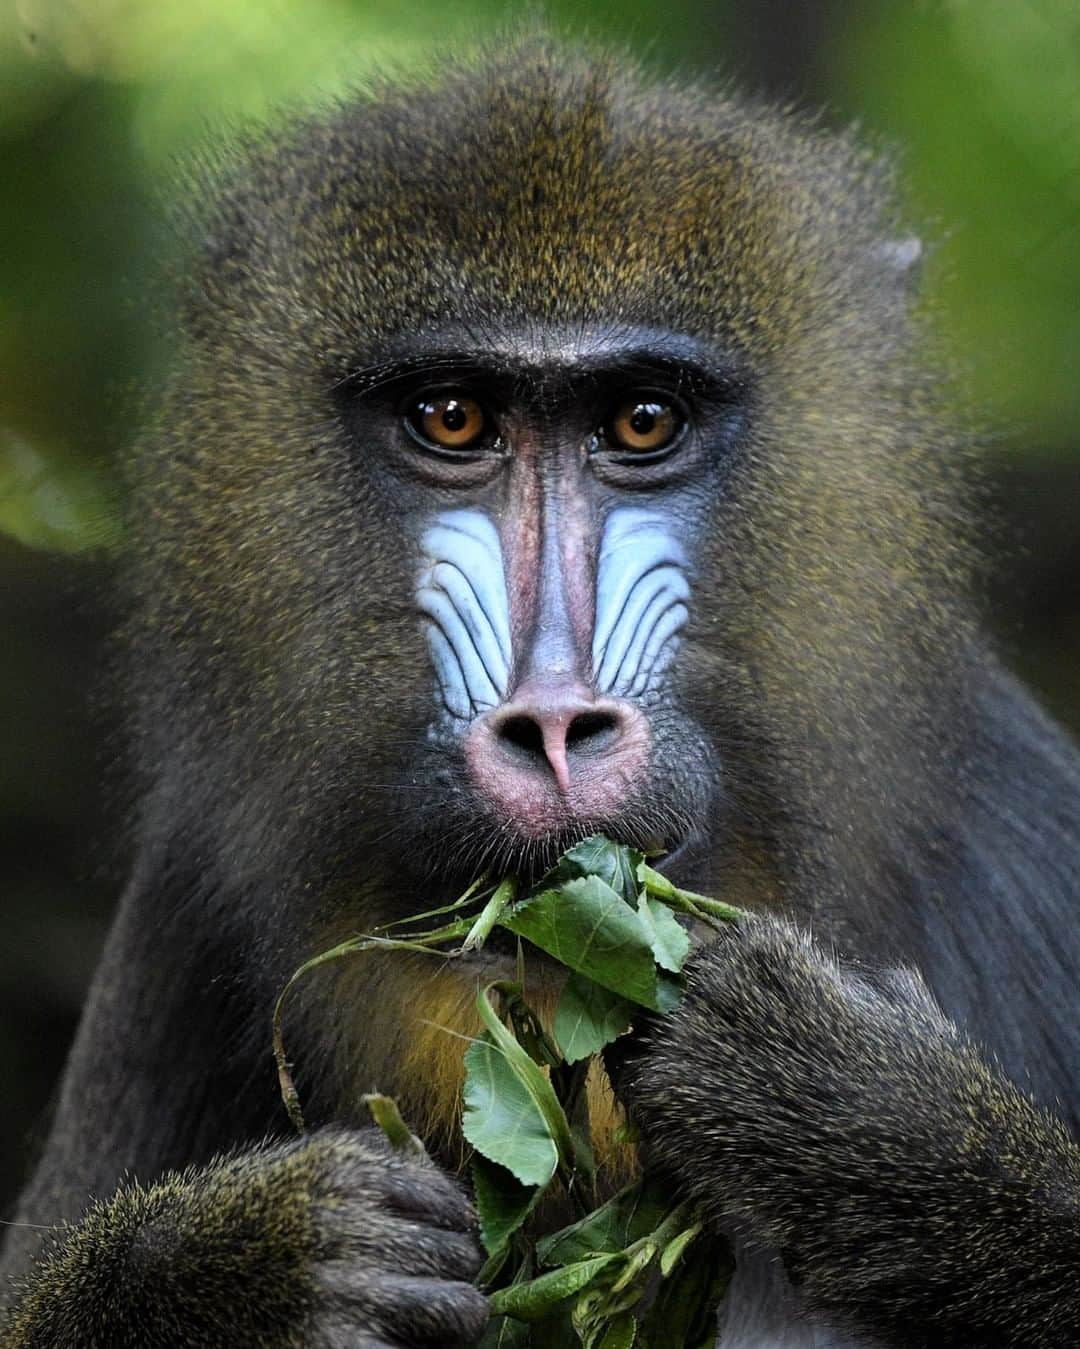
xmin=464 ymin=680 xmax=651 ymax=837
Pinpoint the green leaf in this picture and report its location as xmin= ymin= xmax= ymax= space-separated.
xmin=650 ymin=968 xmax=684 ymax=1014
xmin=659 ymin=1222 xmax=704 ymax=1277
xmin=361 ymin=1093 xmax=425 ymax=1157
xmin=609 ymin=1241 xmax=657 ymax=1296
xmin=505 ymin=877 xmax=683 ymax=1013
xmin=638 ymin=1234 xmax=733 ymax=1347
xmin=555 ymin=975 xmax=634 ymax=1064
xmin=489 ymin=1254 xmax=618 ymax=1322
xmin=595 ymin=1311 xmax=637 ymax=1349
xmin=536 ymin=1176 xmax=671 ymax=1267
xmin=477 ymin=1242 xmax=512 ymax=1290
xmin=472 ymin=1153 xmax=541 ymax=1256
xmin=463 ymin=983 xmax=576 ymax=1188
xmin=478 ymin=1314 xmax=533 ymax=1348
xmin=635 ymin=894 xmax=690 ymax=973
xmin=475 ymin=983 xmax=577 ymax=1171
xmin=540 ymin=836 xmax=644 ymax=903
xmin=574 ymin=1303 xmax=637 ymax=1349
xmin=462 ymin=1035 xmax=560 ymax=1189
xmin=541 ymin=1057 xmax=595 ymax=1193
xmin=462 ymin=876 xmax=518 ymax=952
xmin=572 ymin=1262 xmax=650 ymax=1347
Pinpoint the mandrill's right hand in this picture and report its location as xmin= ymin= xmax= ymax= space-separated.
xmin=6 ymin=1127 xmax=489 ymax=1348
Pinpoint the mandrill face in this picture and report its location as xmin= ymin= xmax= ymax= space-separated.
xmin=382 ymin=325 xmax=739 ymax=873
xmin=139 ymin=45 xmax=962 ymax=948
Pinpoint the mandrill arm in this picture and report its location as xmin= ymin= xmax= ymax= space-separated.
xmin=622 ymin=916 xmax=1080 ymax=1349
xmin=3 ymin=1129 xmax=487 ymax=1349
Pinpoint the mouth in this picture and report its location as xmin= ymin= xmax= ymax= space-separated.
xmin=650 ymin=834 xmax=689 ymax=873
xmin=491 ymin=824 xmax=689 ymax=891
xmin=379 ymin=755 xmax=699 ymax=914
xmin=456 ymin=831 xmax=695 ymax=974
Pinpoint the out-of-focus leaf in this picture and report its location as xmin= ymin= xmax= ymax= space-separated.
xmin=0 ymin=434 xmax=119 ymax=553
xmin=837 ymin=1 xmax=1080 ymax=441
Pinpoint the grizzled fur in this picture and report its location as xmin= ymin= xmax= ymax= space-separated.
xmin=626 ymin=919 xmax=1080 ymax=1347
xmin=6 ymin=1130 xmax=486 ymax=1347
xmin=3 ymin=31 xmax=1080 ymax=1349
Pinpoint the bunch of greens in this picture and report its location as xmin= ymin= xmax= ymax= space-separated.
xmin=273 ymin=837 xmax=741 ymax=1348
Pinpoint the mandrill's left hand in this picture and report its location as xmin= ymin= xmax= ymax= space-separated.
xmin=618 ymin=915 xmax=1080 ymax=1349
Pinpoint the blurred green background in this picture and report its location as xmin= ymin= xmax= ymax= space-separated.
xmin=2 ymin=0 xmax=1078 ymax=1213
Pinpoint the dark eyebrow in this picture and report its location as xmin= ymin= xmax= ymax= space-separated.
xmin=334 ymin=325 xmax=740 ymax=399
xmin=332 ymin=352 xmax=487 ymax=398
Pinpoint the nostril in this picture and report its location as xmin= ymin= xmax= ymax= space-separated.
xmin=565 ymin=710 xmax=619 ymax=753
xmin=497 ymin=714 xmax=546 ymax=760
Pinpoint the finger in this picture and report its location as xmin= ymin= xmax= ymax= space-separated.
xmin=318 ymin=1264 xmax=489 ymax=1346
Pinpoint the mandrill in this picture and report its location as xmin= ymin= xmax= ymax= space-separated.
xmin=3 ymin=35 xmax=1079 ymax=1349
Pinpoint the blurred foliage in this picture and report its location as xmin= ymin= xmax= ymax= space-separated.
xmin=836 ymin=0 xmax=1080 ymax=448
xmin=0 ymin=430 xmax=119 ymax=550
xmin=1 ymin=0 xmax=1078 ymax=548
xmin=0 ymin=0 xmax=1077 ymax=1213
xmin=1 ymin=0 xmax=1078 ymax=550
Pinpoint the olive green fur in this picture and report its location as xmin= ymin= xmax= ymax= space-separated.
xmin=3 ymin=28 xmax=1079 ymax=1349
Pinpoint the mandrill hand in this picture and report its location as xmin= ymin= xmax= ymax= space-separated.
xmin=619 ymin=915 xmax=1080 ymax=1348
xmin=6 ymin=1127 xmax=489 ymax=1349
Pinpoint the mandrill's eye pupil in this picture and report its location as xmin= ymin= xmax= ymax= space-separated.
xmin=406 ymin=393 xmax=488 ymax=452
xmin=604 ymin=395 xmax=685 ymax=456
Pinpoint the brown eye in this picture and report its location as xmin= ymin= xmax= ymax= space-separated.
xmin=604 ymin=396 xmax=685 ymax=455
xmin=406 ymin=393 xmax=488 ymax=452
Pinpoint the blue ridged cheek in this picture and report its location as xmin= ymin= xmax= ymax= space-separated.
xmin=416 ymin=511 xmax=512 ymax=721
xmin=416 ymin=507 xmax=689 ymax=718
xmin=592 ymin=509 xmax=690 ymax=698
